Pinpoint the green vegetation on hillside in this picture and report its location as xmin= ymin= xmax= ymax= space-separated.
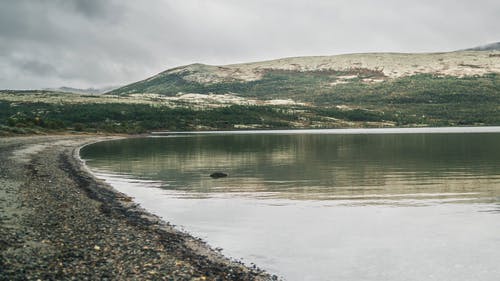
xmin=0 ymin=102 xmax=300 ymax=134
xmin=110 ymin=69 xmax=384 ymax=98
xmin=314 ymin=74 xmax=500 ymax=125
xmin=2 ymin=71 xmax=500 ymax=135
xmin=107 ymin=69 xmax=500 ymax=127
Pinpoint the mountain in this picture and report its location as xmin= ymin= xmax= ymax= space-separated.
xmin=109 ymin=50 xmax=500 ymax=97
xmin=464 ymin=42 xmax=500 ymax=51
xmin=3 ymin=44 xmax=500 ymax=135
xmin=45 ymin=86 xmax=119 ymax=95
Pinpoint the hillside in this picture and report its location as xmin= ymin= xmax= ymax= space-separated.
xmin=44 ymin=86 xmax=119 ymax=95
xmin=110 ymin=51 xmax=500 ymax=97
xmin=2 ymin=47 xmax=500 ymax=135
xmin=464 ymin=42 xmax=500 ymax=51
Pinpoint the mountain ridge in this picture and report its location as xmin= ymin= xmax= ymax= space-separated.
xmin=110 ymin=50 xmax=500 ymax=96
xmin=463 ymin=42 xmax=500 ymax=51
xmin=45 ymin=86 xmax=120 ymax=95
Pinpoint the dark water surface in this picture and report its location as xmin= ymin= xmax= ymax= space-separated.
xmin=81 ymin=129 xmax=500 ymax=280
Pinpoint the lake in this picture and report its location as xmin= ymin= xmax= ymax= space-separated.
xmin=81 ymin=128 xmax=500 ymax=281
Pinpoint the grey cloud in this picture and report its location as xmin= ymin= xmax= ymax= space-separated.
xmin=59 ymin=0 xmax=117 ymax=18
xmin=18 ymin=59 xmax=58 ymax=76
xmin=0 ymin=0 xmax=499 ymax=89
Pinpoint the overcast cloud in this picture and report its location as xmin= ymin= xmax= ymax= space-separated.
xmin=1 ymin=0 xmax=499 ymax=89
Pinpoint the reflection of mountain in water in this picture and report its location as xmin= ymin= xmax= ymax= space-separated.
xmin=82 ymin=133 xmax=500 ymax=202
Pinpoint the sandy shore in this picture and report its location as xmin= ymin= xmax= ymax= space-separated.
xmin=0 ymin=135 xmax=273 ymax=280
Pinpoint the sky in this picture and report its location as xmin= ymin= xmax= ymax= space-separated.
xmin=0 ymin=0 xmax=499 ymax=90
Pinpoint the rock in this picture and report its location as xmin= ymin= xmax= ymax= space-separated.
xmin=209 ymin=172 xmax=228 ymax=179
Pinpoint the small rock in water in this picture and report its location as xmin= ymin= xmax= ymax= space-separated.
xmin=209 ymin=172 xmax=228 ymax=179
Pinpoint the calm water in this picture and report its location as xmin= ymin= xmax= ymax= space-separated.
xmin=81 ymin=129 xmax=500 ymax=280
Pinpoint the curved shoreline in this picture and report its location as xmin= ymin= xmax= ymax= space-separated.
xmin=0 ymin=135 xmax=273 ymax=280
xmin=75 ymin=137 xmax=273 ymax=278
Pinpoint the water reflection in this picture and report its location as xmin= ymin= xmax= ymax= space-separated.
xmin=82 ymin=133 xmax=500 ymax=203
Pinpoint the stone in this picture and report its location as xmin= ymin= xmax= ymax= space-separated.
xmin=209 ymin=172 xmax=228 ymax=179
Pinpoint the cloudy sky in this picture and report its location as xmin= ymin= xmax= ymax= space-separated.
xmin=1 ymin=0 xmax=499 ymax=89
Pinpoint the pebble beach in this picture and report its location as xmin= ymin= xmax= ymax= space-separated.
xmin=0 ymin=135 xmax=272 ymax=280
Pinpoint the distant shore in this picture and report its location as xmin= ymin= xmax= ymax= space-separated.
xmin=0 ymin=135 xmax=272 ymax=280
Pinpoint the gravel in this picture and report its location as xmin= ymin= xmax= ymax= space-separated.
xmin=0 ymin=135 xmax=275 ymax=280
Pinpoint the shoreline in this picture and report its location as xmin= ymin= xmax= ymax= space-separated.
xmin=0 ymin=135 xmax=273 ymax=280
xmin=151 ymin=125 xmax=500 ymax=135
